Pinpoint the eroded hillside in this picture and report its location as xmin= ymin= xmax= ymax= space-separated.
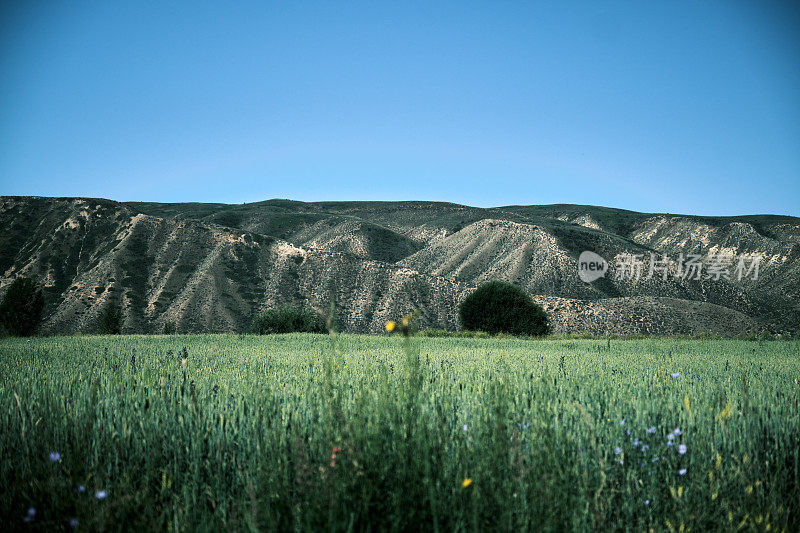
xmin=1 ymin=196 xmax=797 ymax=335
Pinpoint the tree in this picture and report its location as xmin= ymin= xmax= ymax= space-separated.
xmin=163 ymin=320 xmax=177 ymax=335
xmin=0 ymin=277 xmax=45 ymax=337
xmin=99 ymin=304 xmax=122 ymax=335
xmin=250 ymin=305 xmax=326 ymax=334
xmin=458 ymin=281 xmax=548 ymax=336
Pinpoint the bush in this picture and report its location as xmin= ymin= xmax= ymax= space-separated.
xmin=99 ymin=305 xmax=122 ymax=335
xmin=251 ymin=305 xmax=326 ymax=334
xmin=458 ymin=281 xmax=548 ymax=336
xmin=0 ymin=277 xmax=44 ymax=337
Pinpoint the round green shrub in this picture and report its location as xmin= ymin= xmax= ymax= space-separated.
xmin=250 ymin=305 xmax=326 ymax=334
xmin=458 ymin=281 xmax=548 ymax=336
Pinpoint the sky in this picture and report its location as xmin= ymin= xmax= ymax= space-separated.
xmin=1 ymin=1 xmax=798 ymax=216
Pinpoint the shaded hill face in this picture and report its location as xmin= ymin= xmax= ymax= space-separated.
xmin=2 ymin=196 xmax=798 ymax=336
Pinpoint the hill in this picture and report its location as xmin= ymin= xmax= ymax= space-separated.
xmin=1 ymin=196 xmax=797 ymax=335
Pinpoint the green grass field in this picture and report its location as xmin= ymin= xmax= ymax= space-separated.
xmin=1 ymin=334 xmax=798 ymax=531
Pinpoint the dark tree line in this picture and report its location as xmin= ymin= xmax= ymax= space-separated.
xmin=0 ymin=277 xmax=44 ymax=337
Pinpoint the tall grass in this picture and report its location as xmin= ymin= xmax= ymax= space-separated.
xmin=1 ymin=335 xmax=798 ymax=530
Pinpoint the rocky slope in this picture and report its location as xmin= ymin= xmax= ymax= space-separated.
xmin=1 ymin=196 xmax=797 ymax=336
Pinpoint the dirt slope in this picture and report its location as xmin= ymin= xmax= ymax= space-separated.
xmin=2 ymin=196 xmax=798 ymax=335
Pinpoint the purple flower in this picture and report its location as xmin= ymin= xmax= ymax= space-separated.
xmin=673 ymin=428 xmax=682 ymax=436
xmin=614 ymin=447 xmax=622 ymax=455
xmin=641 ymin=445 xmax=649 ymax=452
xmin=678 ymin=444 xmax=687 ymax=455
xmin=644 ymin=499 xmax=650 ymax=506
xmin=626 ymin=429 xmax=631 ymax=435
xmin=667 ymin=433 xmax=675 ymax=441
xmin=95 ymin=490 xmax=108 ymax=500
xmin=633 ymin=439 xmax=640 ymax=446
xmin=671 ymin=372 xmax=680 ymax=378
xmin=77 ymin=485 xmax=85 ymax=493
xmin=23 ymin=507 xmax=35 ymax=523
xmin=679 ymin=468 xmax=687 ymax=475
xmin=620 ymin=419 xmax=626 ymax=426
xmin=49 ymin=451 xmax=61 ymax=462
xmin=69 ymin=518 xmax=79 ymax=528
xmin=651 ymin=456 xmax=659 ymax=462
xmin=667 ymin=441 xmax=674 ymax=447
xmin=462 ymin=424 xmax=468 ymax=432
xmin=647 ymin=427 xmax=656 ymax=434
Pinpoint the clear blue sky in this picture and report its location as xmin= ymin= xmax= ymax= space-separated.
xmin=1 ymin=1 xmax=798 ymax=216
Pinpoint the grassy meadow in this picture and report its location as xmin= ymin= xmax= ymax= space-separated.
xmin=1 ymin=334 xmax=799 ymax=531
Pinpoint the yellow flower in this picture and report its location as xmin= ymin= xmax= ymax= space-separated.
xmin=462 ymin=478 xmax=472 ymax=488
xmin=715 ymin=402 xmax=731 ymax=421
xmin=402 ymin=315 xmax=410 ymax=327
xmin=385 ymin=321 xmax=396 ymax=333
xmin=684 ymin=394 xmax=692 ymax=417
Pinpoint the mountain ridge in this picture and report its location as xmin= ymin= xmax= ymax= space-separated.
xmin=2 ymin=196 xmax=798 ymax=336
